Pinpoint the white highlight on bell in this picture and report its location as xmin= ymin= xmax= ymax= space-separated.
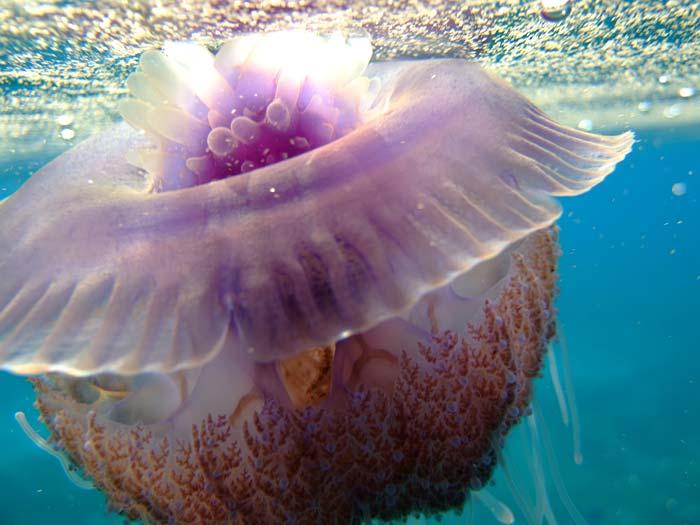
xmin=164 ymin=41 xmax=215 ymax=91
xmin=164 ymin=41 xmax=235 ymax=113
xmin=241 ymin=31 xmax=373 ymax=89
xmin=163 ymin=31 xmax=372 ymax=108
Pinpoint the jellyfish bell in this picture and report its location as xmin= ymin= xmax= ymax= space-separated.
xmin=0 ymin=31 xmax=633 ymax=523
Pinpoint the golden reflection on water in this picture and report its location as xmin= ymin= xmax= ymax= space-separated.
xmin=0 ymin=0 xmax=698 ymax=160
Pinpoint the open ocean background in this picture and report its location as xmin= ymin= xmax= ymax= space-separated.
xmin=0 ymin=127 xmax=697 ymax=524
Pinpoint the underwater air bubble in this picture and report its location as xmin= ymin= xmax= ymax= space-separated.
xmin=60 ymin=128 xmax=75 ymax=140
xmin=56 ymin=114 xmax=74 ymax=127
xmin=663 ymin=104 xmax=682 ymax=119
xmin=540 ymin=0 xmax=571 ymax=21
xmin=671 ymin=182 xmax=687 ymax=196
xmin=577 ymin=119 xmax=593 ymax=131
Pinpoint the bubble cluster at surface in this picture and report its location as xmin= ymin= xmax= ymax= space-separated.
xmin=0 ymin=0 xmax=698 ymax=159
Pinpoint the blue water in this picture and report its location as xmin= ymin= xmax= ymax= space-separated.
xmin=0 ymin=129 xmax=697 ymax=524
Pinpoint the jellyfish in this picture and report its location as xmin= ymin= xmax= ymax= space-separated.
xmin=0 ymin=31 xmax=632 ymax=524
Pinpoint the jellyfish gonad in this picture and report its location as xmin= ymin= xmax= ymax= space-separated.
xmin=0 ymin=31 xmax=632 ymax=525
